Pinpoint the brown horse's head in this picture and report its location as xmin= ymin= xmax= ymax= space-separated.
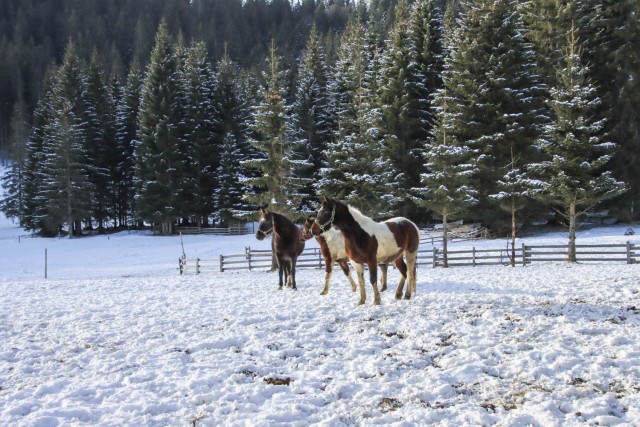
xmin=256 ymin=208 xmax=273 ymax=241
xmin=301 ymin=216 xmax=319 ymax=240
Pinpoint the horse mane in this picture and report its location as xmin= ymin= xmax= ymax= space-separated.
xmin=336 ymin=200 xmax=390 ymax=236
xmin=272 ymin=211 xmax=299 ymax=236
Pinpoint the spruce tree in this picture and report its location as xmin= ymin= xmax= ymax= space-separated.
xmin=135 ymin=20 xmax=188 ymax=235
xmin=579 ymin=0 xmax=640 ymax=219
xmin=441 ymin=0 xmax=548 ymax=230
xmin=0 ymin=97 xmax=30 ymax=223
xmin=414 ymin=88 xmax=479 ymax=267
xmin=291 ymin=25 xmax=334 ymax=213
xmin=114 ymin=63 xmax=142 ymax=228
xmin=38 ymin=42 xmax=95 ymax=237
xmin=379 ymin=0 xmax=445 ymax=219
xmin=84 ymin=51 xmax=117 ymax=231
xmin=213 ymin=50 xmax=255 ymax=223
xmin=182 ymin=41 xmax=219 ymax=227
xmin=243 ymin=40 xmax=309 ymax=219
xmin=530 ymin=27 xmax=626 ymax=262
xmin=318 ymin=20 xmax=398 ymax=219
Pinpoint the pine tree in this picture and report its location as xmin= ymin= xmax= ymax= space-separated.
xmin=291 ymin=25 xmax=334 ymax=213
xmin=579 ymin=0 xmax=640 ymax=219
xmin=213 ymin=50 xmax=255 ymax=223
xmin=19 ymin=68 xmax=58 ymax=234
xmin=379 ymin=0 xmax=445 ymax=219
xmin=135 ymin=20 xmax=188 ymax=235
xmin=0 ymin=97 xmax=30 ymax=223
xmin=114 ymin=63 xmax=142 ymax=228
xmin=414 ymin=88 xmax=479 ymax=267
xmin=489 ymin=147 xmax=544 ymax=265
xmin=243 ymin=40 xmax=310 ymax=219
xmin=530 ymin=26 xmax=626 ymax=262
xmin=318 ymin=20 xmax=398 ymax=218
xmin=84 ymin=51 xmax=117 ymax=231
xmin=441 ymin=0 xmax=548 ymax=230
xmin=182 ymin=41 xmax=219 ymax=227
xmin=37 ymin=42 xmax=95 ymax=237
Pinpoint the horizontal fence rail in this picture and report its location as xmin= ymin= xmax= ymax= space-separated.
xmin=179 ymin=241 xmax=637 ymax=274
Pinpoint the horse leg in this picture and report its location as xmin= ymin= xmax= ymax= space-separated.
xmin=284 ymin=260 xmax=292 ymax=288
xmin=369 ymin=261 xmax=381 ymax=305
xmin=290 ymin=258 xmax=298 ymax=290
xmin=320 ymin=258 xmax=333 ymax=295
xmin=406 ymin=250 xmax=418 ymax=297
xmin=338 ymin=260 xmax=357 ymax=292
xmin=379 ymin=263 xmax=388 ymax=292
xmin=277 ymin=257 xmax=284 ymax=290
xmin=394 ymin=257 xmax=408 ymax=300
xmin=353 ymin=262 xmax=367 ymax=305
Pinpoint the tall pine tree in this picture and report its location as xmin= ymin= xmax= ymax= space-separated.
xmin=530 ymin=26 xmax=626 ymax=262
xmin=243 ymin=40 xmax=309 ymax=219
xmin=135 ymin=20 xmax=188 ymax=235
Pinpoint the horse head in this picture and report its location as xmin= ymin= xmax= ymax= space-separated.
xmin=313 ymin=197 xmax=337 ymax=235
xmin=301 ymin=216 xmax=319 ymax=240
xmin=256 ymin=208 xmax=274 ymax=240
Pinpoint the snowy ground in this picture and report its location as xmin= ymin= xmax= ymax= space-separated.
xmin=1 ymin=199 xmax=640 ymax=425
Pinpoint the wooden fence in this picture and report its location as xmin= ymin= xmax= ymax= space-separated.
xmin=179 ymin=242 xmax=637 ymax=274
xmin=175 ymin=224 xmax=252 ymax=236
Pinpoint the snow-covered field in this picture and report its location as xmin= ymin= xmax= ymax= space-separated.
xmin=1 ymin=202 xmax=640 ymax=426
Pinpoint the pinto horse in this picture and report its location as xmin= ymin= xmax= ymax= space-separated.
xmin=301 ymin=216 xmax=389 ymax=296
xmin=256 ymin=208 xmax=305 ymax=290
xmin=301 ymin=216 xmax=357 ymax=295
xmin=312 ymin=197 xmax=419 ymax=305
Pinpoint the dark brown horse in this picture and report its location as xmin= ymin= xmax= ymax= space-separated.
xmin=313 ymin=197 xmax=419 ymax=305
xmin=256 ymin=208 xmax=305 ymax=290
xmin=301 ymin=216 xmax=389 ymax=296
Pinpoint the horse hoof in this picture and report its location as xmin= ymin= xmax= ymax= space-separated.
xmin=278 ymin=286 xmax=283 ymax=291
xmin=292 ymin=287 xmax=298 ymax=291
xmin=320 ymin=290 xmax=328 ymax=296
xmin=357 ymin=300 xmax=365 ymax=306
xmin=374 ymin=299 xmax=381 ymax=305
xmin=395 ymin=293 xmax=402 ymax=300
xmin=381 ymin=285 xmax=387 ymax=292
xmin=404 ymin=295 xmax=411 ymax=300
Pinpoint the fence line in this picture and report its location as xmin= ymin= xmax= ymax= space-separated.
xmin=179 ymin=242 xmax=637 ymax=274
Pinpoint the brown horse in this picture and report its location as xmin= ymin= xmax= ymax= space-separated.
xmin=313 ymin=197 xmax=419 ymax=305
xmin=256 ymin=208 xmax=305 ymax=290
xmin=301 ymin=216 xmax=389 ymax=296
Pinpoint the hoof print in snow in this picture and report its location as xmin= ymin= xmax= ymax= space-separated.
xmin=379 ymin=397 xmax=402 ymax=413
xmin=263 ymin=377 xmax=292 ymax=386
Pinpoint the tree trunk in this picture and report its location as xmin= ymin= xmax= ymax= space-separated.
xmin=568 ymin=201 xmax=577 ymax=262
xmin=510 ymin=198 xmax=516 ymax=267
xmin=442 ymin=210 xmax=449 ymax=268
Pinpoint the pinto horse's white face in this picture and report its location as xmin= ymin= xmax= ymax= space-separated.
xmin=313 ymin=199 xmax=336 ymax=235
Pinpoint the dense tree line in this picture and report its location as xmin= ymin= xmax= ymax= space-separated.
xmin=0 ymin=0 xmax=637 ymax=239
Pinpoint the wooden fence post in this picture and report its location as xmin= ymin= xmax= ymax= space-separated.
xmin=179 ymin=257 xmax=183 ymax=275
xmin=248 ymin=249 xmax=252 ymax=271
xmin=220 ymin=254 xmax=224 ymax=272
xmin=196 ymin=258 xmax=200 ymax=275
xmin=522 ymin=243 xmax=527 ymax=266
xmin=627 ymin=241 xmax=632 ymax=264
xmin=433 ymin=248 xmax=438 ymax=268
xmin=472 ymin=247 xmax=476 ymax=267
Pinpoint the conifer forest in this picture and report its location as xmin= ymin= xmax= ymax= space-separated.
xmin=0 ymin=0 xmax=638 ymax=236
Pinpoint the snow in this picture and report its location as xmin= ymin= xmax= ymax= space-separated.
xmin=1 ymin=194 xmax=640 ymax=425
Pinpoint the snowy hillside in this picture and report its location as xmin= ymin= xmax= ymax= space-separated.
xmin=1 ymin=176 xmax=640 ymax=425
